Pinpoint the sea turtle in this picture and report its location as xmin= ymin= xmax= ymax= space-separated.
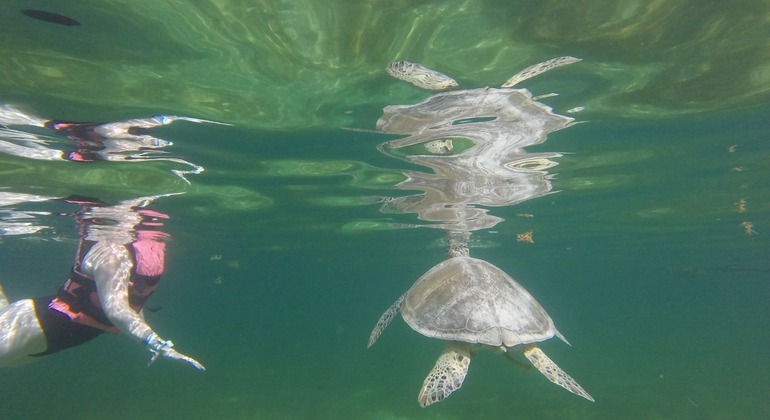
xmin=386 ymin=56 xmax=581 ymax=91
xmin=368 ymin=255 xmax=594 ymax=407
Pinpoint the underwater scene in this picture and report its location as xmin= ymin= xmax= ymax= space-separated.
xmin=1 ymin=1 xmax=768 ymax=419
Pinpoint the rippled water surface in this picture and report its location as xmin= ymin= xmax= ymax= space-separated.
xmin=1 ymin=1 xmax=769 ymax=419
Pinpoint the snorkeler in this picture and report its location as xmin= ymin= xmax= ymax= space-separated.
xmin=0 ymin=195 xmax=204 ymax=370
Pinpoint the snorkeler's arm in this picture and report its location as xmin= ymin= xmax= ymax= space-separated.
xmin=85 ymin=242 xmax=149 ymax=339
xmin=83 ymin=242 xmax=205 ymax=370
xmin=93 ymin=115 xmax=230 ymax=139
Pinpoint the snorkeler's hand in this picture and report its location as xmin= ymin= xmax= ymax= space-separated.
xmin=158 ymin=345 xmax=206 ymax=370
xmin=144 ymin=333 xmax=206 ymax=371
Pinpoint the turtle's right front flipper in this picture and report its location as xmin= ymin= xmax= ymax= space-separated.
xmin=368 ymin=294 xmax=405 ymax=348
xmin=418 ymin=346 xmax=471 ymax=407
xmin=524 ymin=346 xmax=594 ymax=402
xmin=501 ymin=56 xmax=582 ymax=88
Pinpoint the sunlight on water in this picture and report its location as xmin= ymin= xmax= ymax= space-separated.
xmin=2 ymin=0 xmax=770 ymax=129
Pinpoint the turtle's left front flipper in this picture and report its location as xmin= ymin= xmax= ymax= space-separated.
xmin=524 ymin=346 xmax=594 ymax=402
xmin=368 ymin=294 xmax=405 ymax=348
xmin=418 ymin=346 xmax=471 ymax=407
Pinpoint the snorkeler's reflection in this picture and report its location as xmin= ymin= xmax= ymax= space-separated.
xmin=0 ymin=104 xmax=227 ymax=182
xmin=368 ymin=58 xmax=594 ymax=406
xmin=0 ymin=103 xmax=208 ymax=370
xmin=0 ymin=194 xmax=204 ymax=370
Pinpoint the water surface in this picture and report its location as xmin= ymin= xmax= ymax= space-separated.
xmin=1 ymin=1 xmax=768 ymax=419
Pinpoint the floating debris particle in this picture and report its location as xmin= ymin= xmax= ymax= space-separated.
xmin=517 ymin=231 xmax=534 ymax=243
xmin=736 ymin=198 xmax=746 ymax=213
xmin=741 ymin=221 xmax=757 ymax=236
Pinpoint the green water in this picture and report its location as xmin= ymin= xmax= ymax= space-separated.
xmin=1 ymin=1 xmax=769 ymax=419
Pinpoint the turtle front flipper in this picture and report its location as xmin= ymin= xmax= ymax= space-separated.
xmin=523 ymin=346 xmax=594 ymax=402
xmin=418 ymin=346 xmax=471 ymax=407
xmin=501 ymin=56 xmax=581 ymax=88
xmin=368 ymin=294 xmax=405 ymax=348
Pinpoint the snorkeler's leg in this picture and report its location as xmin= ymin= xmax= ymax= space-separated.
xmin=0 ymin=299 xmax=47 ymax=367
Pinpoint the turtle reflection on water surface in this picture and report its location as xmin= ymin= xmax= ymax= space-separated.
xmin=386 ymin=56 xmax=580 ymax=91
xmin=370 ymin=57 xmax=592 ymax=407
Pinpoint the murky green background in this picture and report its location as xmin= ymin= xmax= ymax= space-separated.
xmin=1 ymin=1 xmax=768 ymax=419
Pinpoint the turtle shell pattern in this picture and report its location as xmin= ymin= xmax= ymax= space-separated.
xmin=401 ymin=256 xmax=557 ymax=347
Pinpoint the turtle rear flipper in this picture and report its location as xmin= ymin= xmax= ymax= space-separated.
xmin=524 ymin=346 xmax=594 ymax=402
xmin=418 ymin=347 xmax=471 ymax=407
